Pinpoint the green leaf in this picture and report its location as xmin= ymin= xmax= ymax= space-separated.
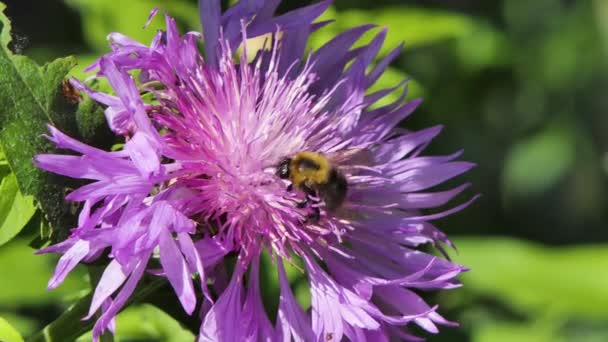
xmin=472 ymin=319 xmax=563 ymax=342
xmin=68 ymin=54 xmax=100 ymax=79
xmin=320 ymin=7 xmax=476 ymax=57
xmin=65 ymin=0 xmax=200 ymax=53
xmin=455 ymin=21 xmax=513 ymax=71
xmin=294 ymin=280 xmax=311 ymax=310
xmin=367 ymin=66 xmax=425 ymax=108
xmin=0 ymin=240 xmax=88 ymax=307
xmin=0 ymin=3 xmax=11 ymax=49
xmin=29 ymin=277 xmax=166 ymax=342
xmin=114 ymin=304 xmax=195 ymax=341
xmin=0 ymin=313 xmax=35 ymax=340
xmin=0 ymin=317 xmax=24 ymax=342
xmin=0 ymin=4 xmax=80 ymax=241
xmin=0 ymin=148 xmax=10 ymax=181
xmin=451 ymin=237 xmax=608 ymax=319
xmin=502 ymin=119 xmax=576 ymax=199
xmin=76 ymin=304 xmax=195 ymax=342
xmin=0 ymin=173 xmax=36 ymax=246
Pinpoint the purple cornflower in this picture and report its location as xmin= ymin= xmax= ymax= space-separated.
xmin=35 ymin=1 xmax=476 ymax=341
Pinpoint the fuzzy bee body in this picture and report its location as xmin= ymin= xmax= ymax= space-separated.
xmin=277 ymin=152 xmax=348 ymax=217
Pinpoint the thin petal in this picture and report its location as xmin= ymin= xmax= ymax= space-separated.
xmin=91 ymin=254 xmax=149 ymax=341
xmin=159 ymin=229 xmax=197 ymax=314
xmin=86 ymin=259 xmax=130 ymax=319
xmin=199 ymin=0 xmax=221 ymax=68
xmin=199 ymin=263 xmax=245 ymax=342
xmin=48 ymin=240 xmax=90 ymax=289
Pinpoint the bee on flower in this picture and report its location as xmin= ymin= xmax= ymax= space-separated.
xmin=35 ymin=1 xmax=476 ymax=341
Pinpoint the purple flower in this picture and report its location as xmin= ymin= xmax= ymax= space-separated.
xmin=36 ymin=1 xmax=476 ymax=340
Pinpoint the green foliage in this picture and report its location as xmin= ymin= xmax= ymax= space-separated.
xmin=455 ymin=21 xmax=512 ymax=71
xmin=0 ymin=173 xmax=36 ymax=246
xmin=68 ymin=54 xmax=100 ymax=79
xmin=0 ymin=149 xmax=35 ymax=246
xmin=0 ymin=2 xmax=119 ymax=245
xmin=0 ymin=239 xmax=88 ymax=307
xmin=0 ymin=3 xmax=9 ymax=48
xmin=65 ymin=0 xmax=200 ymax=53
xmin=28 ymin=277 xmax=167 ymax=342
xmin=309 ymin=6 xmax=480 ymax=61
xmin=0 ymin=317 xmax=24 ymax=342
xmin=337 ymin=7 xmax=476 ymax=54
xmin=259 ymin=250 xmax=310 ymax=318
xmin=453 ymin=237 xmax=608 ymax=318
xmin=472 ymin=319 xmax=562 ymax=342
xmin=502 ymin=119 xmax=577 ymax=200
xmin=0 ymin=6 xmax=78 ymax=242
xmin=260 ymin=250 xmax=281 ymax=319
xmin=76 ymin=304 xmax=195 ymax=342
xmin=367 ymin=66 xmax=424 ymax=107
xmin=443 ymin=237 xmax=608 ymax=342
xmin=437 ymin=237 xmax=608 ymax=342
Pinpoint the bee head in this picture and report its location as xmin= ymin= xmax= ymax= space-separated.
xmin=277 ymin=158 xmax=291 ymax=179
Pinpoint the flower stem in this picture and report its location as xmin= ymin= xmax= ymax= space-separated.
xmin=27 ymin=276 xmax=166 ymax=342
xmin=27 ymin=292 xmax=94 ymax=342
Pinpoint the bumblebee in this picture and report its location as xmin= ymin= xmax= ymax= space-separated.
xmin=277 ymin=151 xmax=348 ymax=221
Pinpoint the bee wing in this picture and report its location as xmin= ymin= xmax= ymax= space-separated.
xmin=326 ymin=147 xmax=376 ymax=167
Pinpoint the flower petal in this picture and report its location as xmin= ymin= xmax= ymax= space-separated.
xmin=86 ymin=259 xmax=131 ymax=319
xmin=159 ymin=228 xmax=197 ymax=314
xmin=276 ymin=261 xmax=313 ymax=342
xmin=47 ymin=240 xmax=90 ymax=289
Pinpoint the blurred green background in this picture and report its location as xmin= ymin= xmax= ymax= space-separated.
xmin=1 ymin=0 xmax=608 ymax=341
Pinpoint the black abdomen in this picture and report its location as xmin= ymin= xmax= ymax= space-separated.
xmin=319 ymin=169 xmax=348 ymax=211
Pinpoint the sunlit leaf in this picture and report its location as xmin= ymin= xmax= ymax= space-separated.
xmin=452 ymin=237 xmax=608 ymax=319
xmin=367 ymin=66 xmax=424 ymax=108
xmin=116 ymin=304 xmax=194 ymax=341
xmin=294 ymin=280 xmax=311 ymax=310
xmin=68 ymin=54 xmax=99 ymax=79
xmin=0 ymin=173 xmax=36 ymax=246
xmin=75 ymin=304 xmax=193 ymax=342
xmin=0 ymin=2 xmax=11 ymax=49
xmin=473 ymin=319 xmax=563 ymax=342
xmin=330 ymin=7 xmax=476 ymax=56
xmin=0 ymin=317 xmax=23 ymax=342
xmin=0 ymin=313 xmax=35 ymax=340
xmin=28 ymin=277 xmax=166 ymax=342
xmin=65 ymin=0 xmax=200 ymax=52
xmin=0 ymin=239 xmax=88 ymax=306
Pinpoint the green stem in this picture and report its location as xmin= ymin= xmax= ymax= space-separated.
xmin=27 ymin=292 xmax=94 ymax=342
xmin=27 ymin=277 xmax=166 ymax=342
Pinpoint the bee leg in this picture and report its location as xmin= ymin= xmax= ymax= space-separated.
xmin=297 ymin=192 xmax=318 ymax=208
xmin=296 ymin=198 xmax=308 ymax=208
xmin=297 ymin=188 xmax=321 ymax=208
xmin=305 ymin=207 xmax=321 ymax=223
xmin=302 ymin=184 xmax=316 ymax=196
xmin=293 ymin=184 xmax=315 ymax=208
